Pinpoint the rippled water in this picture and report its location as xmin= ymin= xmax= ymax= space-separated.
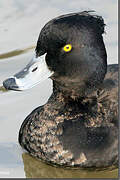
xmin=0 ymin=0 xmax=118 ymax=178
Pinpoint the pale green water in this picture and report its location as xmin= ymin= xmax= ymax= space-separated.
xmin=0 ymin=0 xmax=118 ymax=178
xmin=22 ymin=153 xmax=118 ymax=178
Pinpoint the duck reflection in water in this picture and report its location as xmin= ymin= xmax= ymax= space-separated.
xmin=22 ymin=153 xmax=118 ymax=178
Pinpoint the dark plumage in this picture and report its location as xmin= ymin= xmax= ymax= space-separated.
xmin=4 ymin=11 xmax=118 ymax=168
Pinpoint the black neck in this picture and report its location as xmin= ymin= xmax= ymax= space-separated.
xmin=52 ymin=80 xmax=99 ymax=103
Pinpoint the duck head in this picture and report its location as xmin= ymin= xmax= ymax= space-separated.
xmin=3 ymin=11 xmax=107 ymax=98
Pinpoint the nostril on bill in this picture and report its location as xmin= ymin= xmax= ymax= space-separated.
xmin=32 ymin=67 xmax=38 ymax=72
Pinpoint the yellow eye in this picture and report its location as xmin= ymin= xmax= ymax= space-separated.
xmin=63 ymin=44 xmax=72 ymax=52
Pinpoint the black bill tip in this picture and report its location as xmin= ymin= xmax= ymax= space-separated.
xmin=3 ymin=78 xmax=20 ymax=91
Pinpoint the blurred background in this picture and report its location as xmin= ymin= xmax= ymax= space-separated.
xmin=0 ymin=0 xmax=118 ymax=64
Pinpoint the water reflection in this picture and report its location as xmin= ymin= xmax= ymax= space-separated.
xmin=0 ymin=46 xmax=35 ymax=60
xmin=22 ymin=153 xmax=118 ymax=178
xmin=0 ymin=86 xmax=8 ymax=93
xmin=0 ymin=143 xmax=25 ymax=178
